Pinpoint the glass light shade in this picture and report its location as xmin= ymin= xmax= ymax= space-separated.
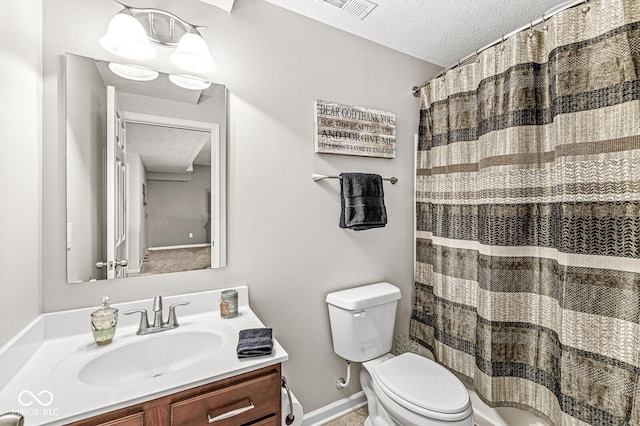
xmin=108 ymin=63 xmax=159 ymax=81
xmin=99 ymin=12 xmax=157 ymax=60
xmin=170 ymin=33 xmax=218 ymax=73
xmin=168 ymin=74 xmax=211 ymax=90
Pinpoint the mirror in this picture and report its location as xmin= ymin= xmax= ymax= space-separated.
xmin=65 ymin=53 xmax=226 ymax=284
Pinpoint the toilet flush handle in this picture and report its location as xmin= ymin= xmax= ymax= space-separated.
xmin=353 ymin=311 xmax=366 ymax=318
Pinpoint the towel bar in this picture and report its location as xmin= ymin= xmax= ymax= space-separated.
xmin=312 ymin=173 xmax=398 ymax=184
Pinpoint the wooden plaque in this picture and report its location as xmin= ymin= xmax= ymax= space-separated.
xmin=314 ymin=100 xmax=396 ymax=158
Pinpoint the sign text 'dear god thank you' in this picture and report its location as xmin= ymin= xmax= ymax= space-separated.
xmin=314 ymin=100 xmax=396 ymax=158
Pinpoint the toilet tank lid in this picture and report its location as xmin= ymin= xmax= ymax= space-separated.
xmin=326 ymin=282 xmax=401 ymax=310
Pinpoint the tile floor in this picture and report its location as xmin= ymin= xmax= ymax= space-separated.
xmin=324 ymin=406 xmax=368 ymax=426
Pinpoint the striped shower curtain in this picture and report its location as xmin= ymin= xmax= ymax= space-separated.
xmin=410 ymin=0 xmax=640 ymax=425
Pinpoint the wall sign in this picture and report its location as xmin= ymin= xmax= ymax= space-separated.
xmin=314 ymin=100 xmax=396 ymax=158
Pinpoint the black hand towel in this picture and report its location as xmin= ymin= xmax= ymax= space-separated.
xmin=237 ymin=328 xmax=273 ymax=358
xmin=339 ymin=173 xmax=387 ymax=231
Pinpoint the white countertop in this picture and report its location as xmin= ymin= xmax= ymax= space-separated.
xmin=0 ymin=286 xmax=288 ymax=425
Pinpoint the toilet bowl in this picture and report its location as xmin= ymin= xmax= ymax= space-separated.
xmin=326 ymin=283 xmax=474 ymax=426
xmin=362 ymin=353 xmax=473 ymax=426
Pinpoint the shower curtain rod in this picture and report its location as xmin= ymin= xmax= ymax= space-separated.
xmin=411 ymin=0 xmax=589 ymax=97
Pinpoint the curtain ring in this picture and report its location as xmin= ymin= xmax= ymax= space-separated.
xmin=528 ymin=21 xmax=535 ymax=38
xmin=457 ymin=60 xmax=462 ymax=72
xmin=475 ymin=49 xmax=480 ymax=63
xmin=581 ymin=0 xmax=591 ymax=14
xmin=500 ymin=34 xmax=506 ymax=50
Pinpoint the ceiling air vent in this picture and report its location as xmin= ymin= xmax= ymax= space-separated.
xmin=323 ymin=0 xmax=378 ymax=20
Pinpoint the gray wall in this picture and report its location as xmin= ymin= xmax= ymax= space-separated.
xmin=65 ymin=53 xmax=107 ymax=283
xmin=147 ymin=165 xmax=211 ymax=247
xmin=0 ymin=0 xmax=43 ymax=346
xmin=40 ymin=0 xmax=439 ymax=413
xmin=119 ymin=88 xmax=227 ymax=147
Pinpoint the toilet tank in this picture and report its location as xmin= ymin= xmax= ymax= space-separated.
xmin=325 ymin=282 xmax=401 ymax=362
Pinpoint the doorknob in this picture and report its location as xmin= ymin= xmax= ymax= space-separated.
xmin=96 ymin=260 xmax=127 ymax=269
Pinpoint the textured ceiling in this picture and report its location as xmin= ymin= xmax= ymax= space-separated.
xmin=127 ymin=123 xmax=211 ymax=174
xmin=262 ymin=0 xmax=565 ymax=67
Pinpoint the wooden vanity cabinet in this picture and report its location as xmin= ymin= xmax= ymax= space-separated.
xmin=94 ymin=413 xmax=144 ymax=426
xmin=68 ymin=364 xmax=281 ymax=426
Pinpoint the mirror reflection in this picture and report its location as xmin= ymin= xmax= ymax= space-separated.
xmin=65 ymin=53 xmax=226 ymax=284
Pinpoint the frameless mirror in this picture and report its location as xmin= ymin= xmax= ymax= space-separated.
xmin=65 ymin=53 xmax=226 ymax=284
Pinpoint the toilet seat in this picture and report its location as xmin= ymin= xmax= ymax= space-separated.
xmin=371 ymin=353 xmax=471 ymax=421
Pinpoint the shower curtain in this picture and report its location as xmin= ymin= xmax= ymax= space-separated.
xmin=410 ymin=0 xmax=640 ymax=425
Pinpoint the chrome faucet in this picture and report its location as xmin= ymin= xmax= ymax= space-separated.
xmin=153 ymin=295 xmax=164 ymax=329
xmin=124 ymin=296 xmax=190 ymax=335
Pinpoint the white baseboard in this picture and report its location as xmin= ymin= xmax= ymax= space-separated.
xmin=301 ymin=391 xmax=367 ymax=426
xmin=148 ymin=243 xmax=209 ymax=251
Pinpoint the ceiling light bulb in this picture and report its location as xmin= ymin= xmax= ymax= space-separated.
xmin=99 ymin=11 xmax=157 ymax=60
xmin=170 ymin=32 xmax=218 ymax=73
xmin=108 ymin=63 xmax=159 ymax=81
xmin=168 ymin=74 xmax=211 ymax=90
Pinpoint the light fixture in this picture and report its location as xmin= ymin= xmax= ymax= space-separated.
xmin=100 ymin=9 xmax=157 ymax=60
xmin=100 ymin=1 xmax=217 ymax=78
xmin=168 ymin=74 xmax=211 ymax=90
xmin=170 ymin=32 xmax=218 ymax=73
xmin=108 ymin=63 xmax=159 ymax=81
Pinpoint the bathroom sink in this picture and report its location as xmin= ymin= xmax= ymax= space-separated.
xmin=77 ymin=330 xmax=226 ymax=386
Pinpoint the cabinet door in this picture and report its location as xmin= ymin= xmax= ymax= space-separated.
xmin=96 ymin=412 xmax=143 ymax=426
xmin=171 ymin=372 xmax=280 ymax=425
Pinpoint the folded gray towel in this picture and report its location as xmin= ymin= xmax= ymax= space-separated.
xmin=339 ymin=173 xmax=387 ymax=231
xmin=237 ymin=328 xmax=273 ymax=358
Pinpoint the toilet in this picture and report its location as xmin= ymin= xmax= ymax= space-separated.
xmin=326 ymin=282 xmax=474 ymax=426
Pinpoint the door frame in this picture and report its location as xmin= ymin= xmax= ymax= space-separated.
xmin=123 ymin=111 xmax=226 ymax=269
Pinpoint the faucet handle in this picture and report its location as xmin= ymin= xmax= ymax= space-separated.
xmin=167 ymin=301 xmax=191 ymax=327
xmin=0 ymin=412 xmax=24 ymax=426
xmin=153 ymin=295 xmax=163 ymax=312
xmin=124 ymin=309 xmax=149 ymax=335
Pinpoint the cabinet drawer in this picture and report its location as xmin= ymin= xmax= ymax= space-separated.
xmin=96 ymin=412 xmax=143 ymax=426
xmin=171 ymin=372 xmax=280 ymax=425
xmin=247 ymin=414 xmax=277 ymax=426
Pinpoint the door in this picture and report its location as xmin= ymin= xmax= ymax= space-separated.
xmin=106 ymin=85 xmax=128 ymax=279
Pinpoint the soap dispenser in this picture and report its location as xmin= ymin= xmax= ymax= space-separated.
xmin=90 ymin=296 xmax=118 ymax=345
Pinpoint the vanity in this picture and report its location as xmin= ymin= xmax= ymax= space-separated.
xmin=68 ymin=364 xmax=282 ymax=426
xmin=0 ymin=287 xmax=288 ymax=425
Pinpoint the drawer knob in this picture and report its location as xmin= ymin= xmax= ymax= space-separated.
xmin=207 ymin=399 xmax=255 ymax=423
